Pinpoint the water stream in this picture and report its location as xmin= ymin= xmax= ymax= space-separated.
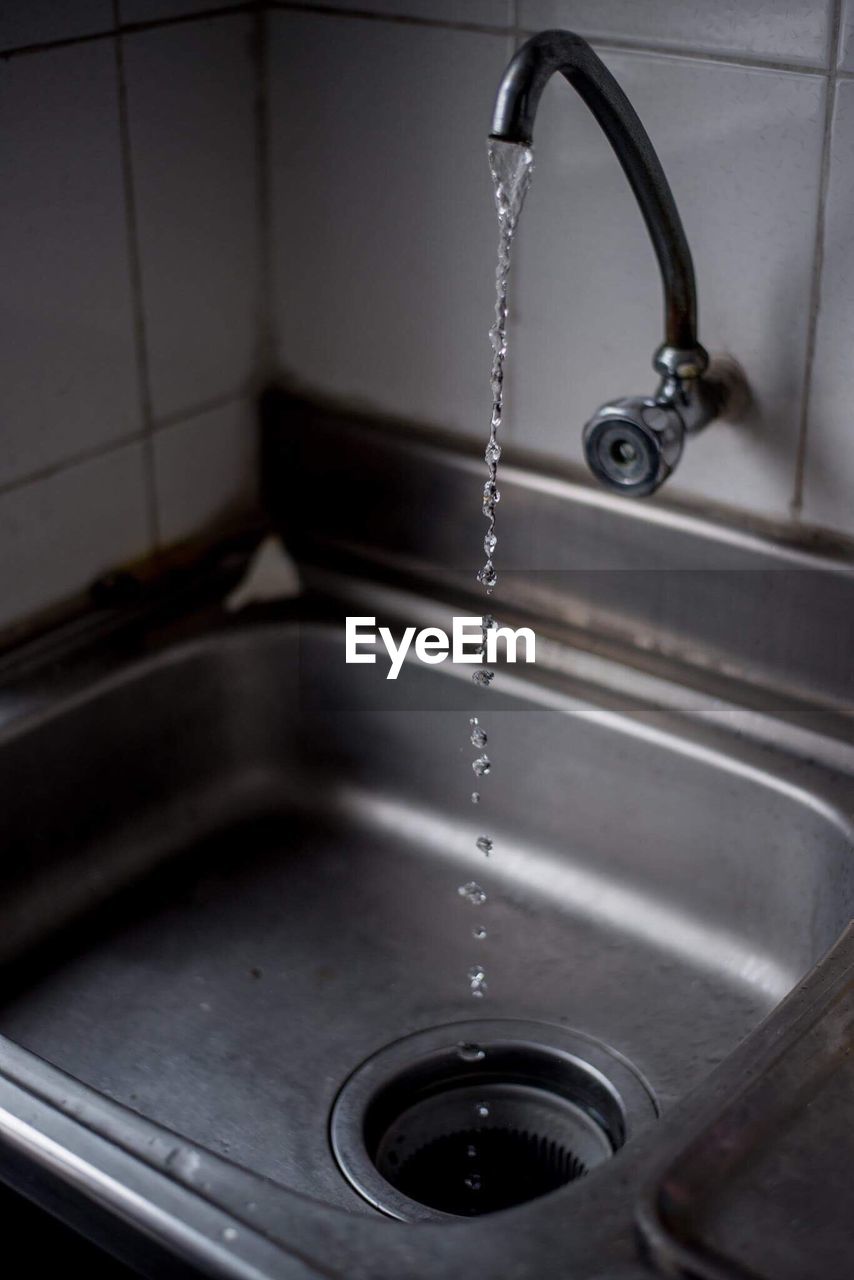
xmin=458 ymin=139 xmax=534 ymax=1015
xmin=477 ymin=139 xmax=535 ymax=597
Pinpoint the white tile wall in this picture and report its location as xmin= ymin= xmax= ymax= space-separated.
xmin=803 ymin=78 xmax=854 ymax=536
xmin=269 ymin=13 xmax=511 ymax=439
xmin=519 ymin=0 xmax=833 ymax=67
xmin=2 ymin=0 xmax=854 ymax=636
xmin=0 ymin=445 xmax=150 ymax=631
xmin=268 ymin=13 xmax=829 ymax=522
xmin=0 ymin=7 xmax=261 ymax=633
xmin=0 ymin=41 xmax=141 ymax=488
xmin=511 ymin=51 xmax=826 ymax=517
xmin=122 ymin=13 xmax=258 ymax=422
xmin=152 ymin=398 xmax=258 ymax=544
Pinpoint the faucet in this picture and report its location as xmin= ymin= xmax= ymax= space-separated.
xmin=491 ymin=30 xmax=746 ymax=497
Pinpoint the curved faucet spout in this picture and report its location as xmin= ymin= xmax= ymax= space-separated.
xmin=491 ymin=29 xmax=698 ymax=357
xmin=490 ymin=29 xmax=747 ymax=498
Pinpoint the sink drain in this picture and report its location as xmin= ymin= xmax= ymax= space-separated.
xmin=330 ymin=1020 xmax=657 ymax=1221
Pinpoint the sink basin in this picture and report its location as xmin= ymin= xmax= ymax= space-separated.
xmin=0 ymin=609 xmax=852 ymax=1276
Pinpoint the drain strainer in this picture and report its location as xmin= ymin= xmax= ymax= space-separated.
xmin=330 ymin=1020 xmax=657 ymax=1221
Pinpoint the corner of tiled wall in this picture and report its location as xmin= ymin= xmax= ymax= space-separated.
xmin=0 ymin=0 xmax=262 ymax=635
xmin=3 ymin=0 xmax=854 ymax=637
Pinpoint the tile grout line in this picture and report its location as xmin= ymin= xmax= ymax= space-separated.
xmin=152 ymin=387 xmax=249 ymax=432
xmin=112 ymin=0 xmax=161 ymax=549
xmin=791 ymin=0 xmax=843 ymax=517
xmin=0 ymin=431 xmax=147 ymax=501
xmin=2 ymin=3 xmax=834 ymax=79
xmin=0 ymin=388 xmax=249 ymax=504
xmin=515 ymin=26 xmax=830 ymax=76
xmin=269 ymin=4 xmax=832 ymax=76
xmin=267 ymin=1 xmax=514 ymax=38
xmin=0 ymin=4 xmax=255 ymax=60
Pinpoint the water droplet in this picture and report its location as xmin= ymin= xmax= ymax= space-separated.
xmin=477 ymin=561 xmax=497 ymax=591
xmin=464 ymin=1173 xmax=482 ymax=1192
xmin=472 ymin=668 xmax=494 ymax=687
xmin=468 ymin=964 xmax=487 ymax=998
xmin=475 ymin=1101 xmax=490 ymax=1120
xmin=473 ymin=925 xmax=487 ymax=940
xmin=476 ymin=835 xmax=493 ymax=856
xmin=457 ymin=1042 xmax=485 ymax=1063
xmin=469 ymin=718 xmax=487 ymax=748
xmin=222 ymin=1227 xmax=238 ymax=1243
xmin=458 ymin=881 xmax=486 ymax=906
xmin=471 ymin=791 xmax=480 ymax=804
xmin=482 ymin=481 xmax=501 ymax=515
xmin=484 ymin=530 xmax=497 ymax=556
xmin=485 ymin=440 xmax=501 ymax=467
xmin=472 ymin=754 xmax=491 ymax=776
xmin=467 ymin=1143 xmax=478 ymax=1159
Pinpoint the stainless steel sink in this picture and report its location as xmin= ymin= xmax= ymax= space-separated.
xmin=0 ymin=607 xmax=852 ymax=1276
xmin=3 ymin=618 xmax=845 ymax=1183
xmin=0 ymin=402 xmax=852 ymax=1278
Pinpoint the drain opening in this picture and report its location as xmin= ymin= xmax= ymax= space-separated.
xmin=331 ymin=1022 xmax=657 ymax=1222
xmin=376 ymin=1084 xmax=594 ymax=1216
xmin=389 ymin=1125 xmax=586 ymax=1217
xmin=367 ymin=1060 xmax=615 ymax=1219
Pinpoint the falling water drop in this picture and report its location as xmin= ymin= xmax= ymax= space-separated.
xmin=473 ymin=925 xmax=487 ymax=941
xmin=472 ymin=668 xmax=494 ymax=687
xmin=468 ymin=964 xmax=487 ymax=998
xmin=471 ymin=791 xmax=480 ymax=804
xmin=469 ymin=718 xmax=487 ymax=748
xmin=482 ymin=481 xmax=501 ymax=517
xmin=472 ymin=755 xmax=491 ymax=776
xmin=476 ymin=835 xmax=493 ymax=856
xmin=458 ymin=881 xmax=487 ymax=906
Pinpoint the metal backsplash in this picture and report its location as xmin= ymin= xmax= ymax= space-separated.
xmin=263 ymin=392 xmax=854 ymax=718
